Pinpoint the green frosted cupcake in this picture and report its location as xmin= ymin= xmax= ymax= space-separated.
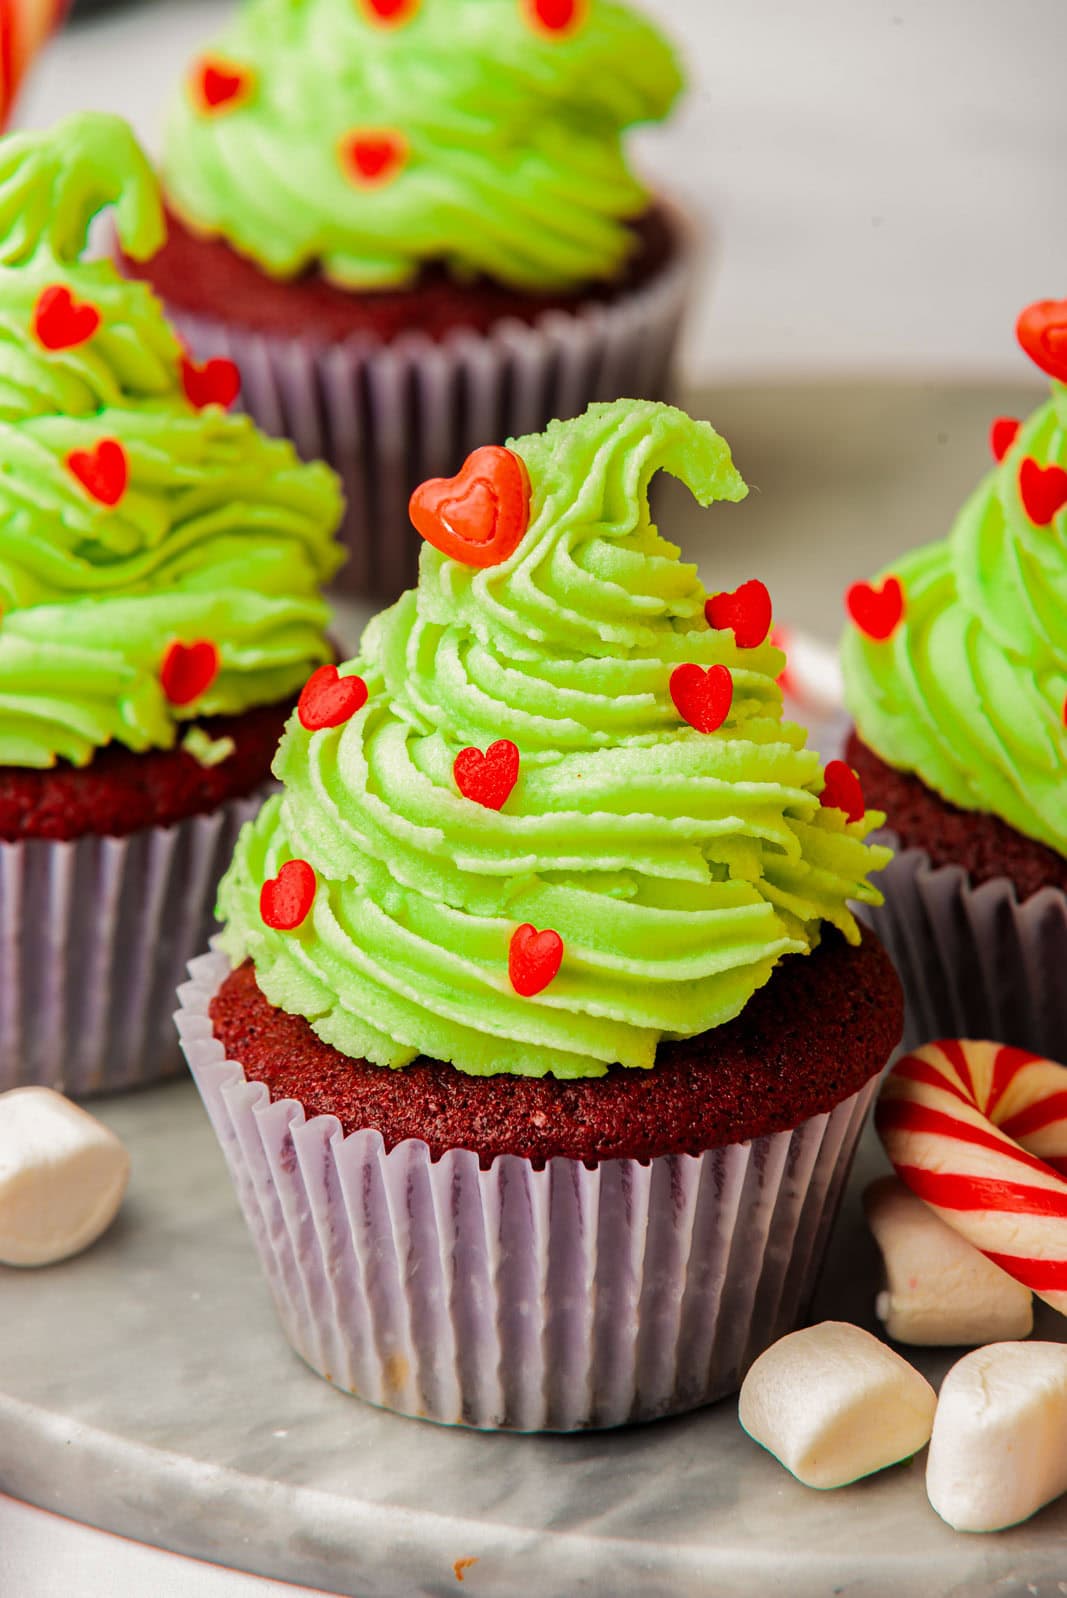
xmin=0 ymin=111 xmax=343 ymax=1095
xmin=841 ymin=298 xmax=1067 ymax=1057
xmin=179 ymin=399 xmax=902 ymax=1431
xmin=123 ymin=0 xmax=695 ymax=597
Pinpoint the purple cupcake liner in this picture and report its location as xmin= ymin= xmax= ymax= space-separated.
xmin=862 ymin=835 xmax=1067 ymax=1060
xmin=0 ymin=792 xmax=264 ymax=1099
xmin=176 ymin=946 xmax=878 ymax=1432
xmin=165 ymin=221 xmax=695 ymax=601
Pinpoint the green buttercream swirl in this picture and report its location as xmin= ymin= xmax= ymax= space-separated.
xmin=163 ymin=0 xmax=683 ymax=291
xmin=0 ymin=112 xmax=344 ymax=768
xmin=219 ymin=399 xmax=889 ymax=1079
xmin=843 ymin=384 xmax=1067 ymax=857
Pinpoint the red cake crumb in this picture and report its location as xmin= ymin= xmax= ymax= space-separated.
xmin=0 ymin=700 xmax=290 ymax=842
xmin=846 ymin=731 xmax=1067 ymax=902
xmin=210 ymin=927 xmax=902 ymax=1167
xmin=120 ymin=205 xmax=679 ymax=345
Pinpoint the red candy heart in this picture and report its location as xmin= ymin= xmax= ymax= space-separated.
xmin=819 ymin=760 xmax=866 ymax=824
xmin=297 ymin=664 xmax=369 ymax=731
xmin=161 ymin=640 xmax=220 ymax=706
xmin=845 ymin=576 xmax=904 ymax=641
xmin=528 ymin=0 xmax=583 ymax=31
xmin=669 ymin=663 xmax=733 ymax=734
xmin=340 ymin=129 xmax=407 ymax=187
xmin=410 ymin=446 xmax=531 ymax=568
xmin=194 ymin=58 xmax=253 ymax=112
xmin=260 ymin=860 xmax=316 ymax=932
xmin=1016 ymin=300 xmax=1067 ymax=385
xmin=454 ymin=740 xmax=520 ymax=811
xmin=990 ymin=416 xmax=1020 ymax=462
xmin=705 ymin=578 xmax=772 ymax=650
xmin=66 ymin=439 xmax=128 ymax=507
xmin=181 ymin=355 xmax=241 ymax=411
xmin=33 ymin=285 xmax=100 ymax=351
xmin=1019 ymin=457 xmax=1067 ymax=527
xmin=509 ymin=924 xmax=563 ymax=998
xmin=362 ymin=0 xmax=418 ymax=20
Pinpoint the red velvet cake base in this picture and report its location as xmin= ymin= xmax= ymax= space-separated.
xmin=210 ymin=926 xmax=902 ymax=1167
xmin=121 ymin=204 xmax=678 ymax=345
xmin=847 ymin=730 xmax=1067 ymax=902
xmin=0 ymin=701 xmax=290 ymax=843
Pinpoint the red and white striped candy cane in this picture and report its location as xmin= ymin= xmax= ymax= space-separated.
xmin=0 ymin=0 xmax=67 ymax=127
xmin=876 ymin=1038 xmax=1067 ymax=1315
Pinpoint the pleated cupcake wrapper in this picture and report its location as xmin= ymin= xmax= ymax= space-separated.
xmin=165 ymin=228 xmax=694 ymax=601
xmin=862 ymin=834 xmax=1067 ymax=1059
xmin=0 ymin=792 xmax=264 ymax=1099
xmin=177 ymin=947 xmax=877 ymax=1432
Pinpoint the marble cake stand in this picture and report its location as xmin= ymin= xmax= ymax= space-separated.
xmin=1 ymin=1080 xmax=1066 ymax=1598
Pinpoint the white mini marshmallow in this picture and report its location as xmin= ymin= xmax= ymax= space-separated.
xmin=0 ymin=1087 xmax=130 ymax=1267
xmin=739 ymin=1320 xmax=936 ymax=1488
xmin=927 ymin=1342 xmax=1067 ymax=1532
xmin=865 ymin=1175 xmax=1033 ymax=1346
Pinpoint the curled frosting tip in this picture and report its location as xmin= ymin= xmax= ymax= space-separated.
xmin=0 ymin=111 xmax=165 ymax=267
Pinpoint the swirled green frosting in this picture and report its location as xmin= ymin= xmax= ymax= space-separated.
xmin=0 ymin=112 xmax=344 ymax=769
xmin=218 ymin=400 xmax=889 ymax=1078
xmin=163 ymin=0 xmax=682 ymax=291
xmin=842 ymin=384 xmax=1067 ymax=857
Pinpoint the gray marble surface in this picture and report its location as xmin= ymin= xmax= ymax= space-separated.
xmin=2 ymin=1081 xmax=1067 ymax=1598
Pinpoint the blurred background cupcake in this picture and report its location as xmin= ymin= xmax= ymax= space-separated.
xmin=117 ymin=0 xmax=691 ymax=599
xmin=0 ymin=110 xmax=343 ymax=1097
xmin=841 ymin=301 xmax=1067 ymax=1058
xmin=178 ymin=399 xmax=900 ymax=1431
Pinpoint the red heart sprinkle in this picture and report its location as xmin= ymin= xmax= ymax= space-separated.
xmin=66 ymin=438 xmax=128 ymax=507
xmin=990 ymin=416 xmax=1020 ymax=462
xmin=509 ymin=923 xmax=563 ymax=998
xmin=819 ymin=760 xmax=866 ymax=824
xmin=1016 ymin=299 xmax=1067 ymax=384
xmin=845 ymin=576 xmax=904 ymax=641
xmin=161 ymin=640 xmax=220 ymax=706
xmin=454 ymin=740 xmax=520 ymax=811
xmin=528 ymin=0 xmax=583 ymax=31
xmin=705 ymin=578 xmax=772 ymax=650
xmin=669 ymin=663 xmax=733 ymax=734
xmin=297 ymin=664 xmax=369 ymax=731
xmin=194 ymin=58 xmax=253 ymax=113
xmin=362 ymin=0 xmax=418 ymax=20
xmin=33 ymin=285 xmax=100 ymax=351
xmin=181 ymin=355 xmax=240 ymax=411
xmin=410 ymin=446 xmax=531 ymax=568
xmin=340 ymin=129 xmax=408 ymax=187
xmin=260 ymin=859 xmax=316 ymax=932
xmin=1019 ymin=457 xmax=1067 ymax=527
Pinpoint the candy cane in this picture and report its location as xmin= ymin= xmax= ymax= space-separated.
xmin=876 ymin=1039 xmax=1067 ymax=1315
xmin=0 ymin=0 xmax=67 ymax=127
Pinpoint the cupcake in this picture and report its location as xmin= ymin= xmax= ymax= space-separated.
xmin=0 ymin=112 xmax=343 ymax=1096
xmin=841 ymin=299 xmax=1067 ymax=1058
xmin=177 ymin=398 xmax=900 ymax=1431
xmin=122 ymin=0 xmax=690 ymax=599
